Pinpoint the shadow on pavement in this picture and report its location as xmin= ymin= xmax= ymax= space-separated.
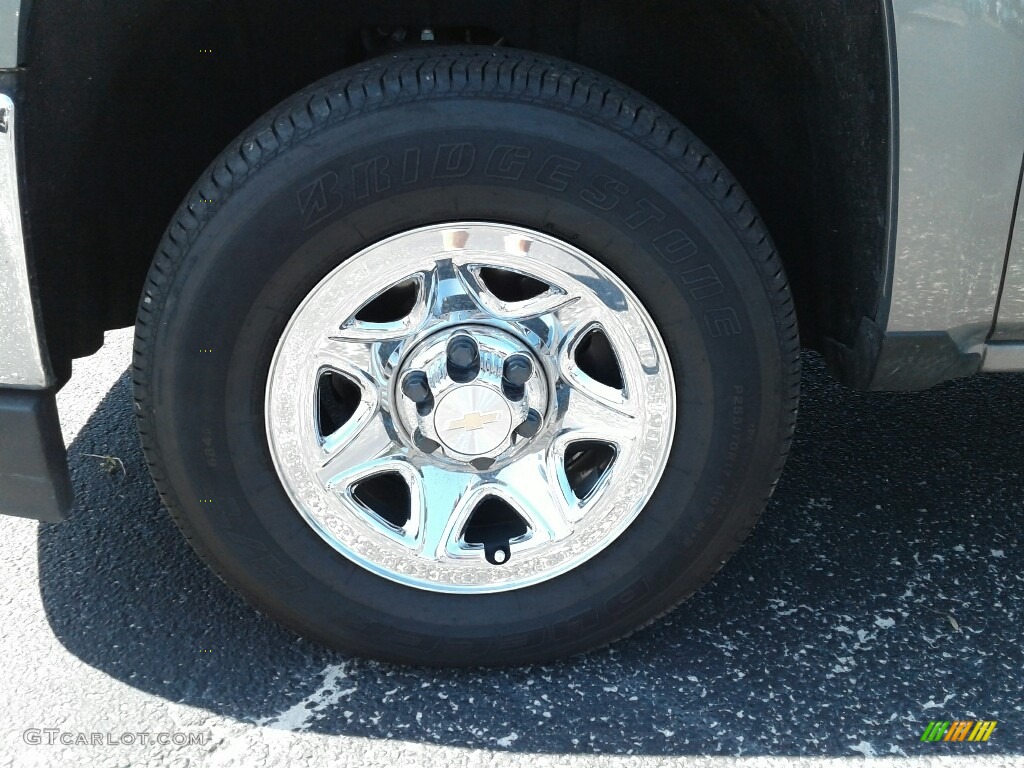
xmin=37 ymin=354 xmax=1024 ymax=756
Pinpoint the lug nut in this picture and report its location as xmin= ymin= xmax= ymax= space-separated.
xmin=413 ymin=430 xmax=440 ymax=454
xmin=503 ymin=354 xmax=533 ymax=387
xmin=401 ymin=370 xmax=432 ymax=404
xmin=446 ymin=334 xmax=479 ymax=383
xmin=515 ymin=409 xmax=542 ymax=438
xmin=503 ymin=353 xmax=532 ymax=401
xmin=447 ymin=334 xmax=478 ymax=367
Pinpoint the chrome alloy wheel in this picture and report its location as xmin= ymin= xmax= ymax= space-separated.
xmin=266 ymin=223 xmax=676 ymax=593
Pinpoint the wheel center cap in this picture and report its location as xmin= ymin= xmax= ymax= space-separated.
xmin=433 ymin=385 xmax=513 ymax=455
xmin=393 ymin=325 xmax=549 ymax=467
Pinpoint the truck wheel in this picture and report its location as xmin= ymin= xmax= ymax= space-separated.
xmin=133 ymin=48 xmax=799 ymax=666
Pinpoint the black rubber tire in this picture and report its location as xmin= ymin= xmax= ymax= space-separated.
xmin=133 ymin=47 xmax=800 ymax=666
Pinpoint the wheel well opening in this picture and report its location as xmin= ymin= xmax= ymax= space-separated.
xmin=21 ymin=1 xmax=890 ymax=382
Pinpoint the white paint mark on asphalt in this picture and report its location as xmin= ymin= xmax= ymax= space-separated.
xmin=256 ymin=663 xmax=356 ymax=731
xmin=495 ymin=732 xmax=518 ymax=747
xmin=849 ymin=741 xmax=878 ymax=757
xmin=921 ymin=693 xmax=956 ymax=710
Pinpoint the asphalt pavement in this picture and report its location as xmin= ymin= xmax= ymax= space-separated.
xmin=1 ymin=328 xmax=1022 ymax=767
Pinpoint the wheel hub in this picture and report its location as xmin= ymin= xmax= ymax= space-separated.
xmin=393 ymin=325 xmax=548 ymax=467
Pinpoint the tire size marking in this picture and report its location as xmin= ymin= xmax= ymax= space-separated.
xmin=707 ymin=384 xmax=747 ymax=516
xmin=200 ymin=426 xmax=218 ymax=468
xmin=725 ymin=385 xmax=746 ymax=469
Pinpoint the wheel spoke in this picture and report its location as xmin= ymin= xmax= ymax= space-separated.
xmin=317 ymin=413 xmax=396 ymax=487
xmin=423 ymin=257 xmax=483 ymax=321
xmin=513 ymin=296 xmax=600 ymax=363
xmin=556 ymin=316 xmax=631 ymax=389
xmin=312 ymin=338 xmax=376 ymax=380
xmin=333 ymin=271 xmax=434 ymax=342
xmin=492 ymin=454 xmax=573 ymax=541
xmin=457 ymin=262 xmax=579 ymax=321
xmin=411 ymin=465 xmax=480 ymax=559
xmin=559 ymin=378 xmax=637 ymax=443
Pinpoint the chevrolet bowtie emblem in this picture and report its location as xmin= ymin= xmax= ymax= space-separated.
xmin=447 ymin=411 xmax=501 ymax=432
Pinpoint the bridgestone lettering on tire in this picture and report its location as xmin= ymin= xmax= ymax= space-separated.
xmin=133 ymin=47 xmax=800 ymax=666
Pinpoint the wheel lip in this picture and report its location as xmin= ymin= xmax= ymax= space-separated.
xmin=265 ymin=221 xmax=677 ymax=594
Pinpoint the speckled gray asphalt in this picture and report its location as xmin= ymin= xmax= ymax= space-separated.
xmin=1 ymin=328 xmax=1022 ymax=767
